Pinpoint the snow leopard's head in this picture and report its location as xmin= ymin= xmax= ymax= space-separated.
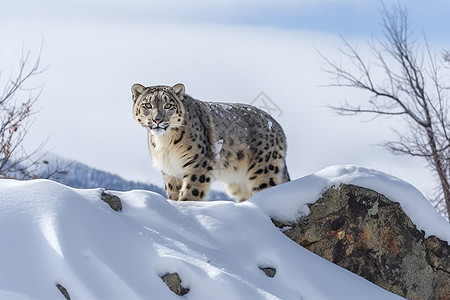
xmin=132 ymin=83 xmax=186 ymax=136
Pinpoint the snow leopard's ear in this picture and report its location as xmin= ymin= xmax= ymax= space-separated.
xmin=172 ymin=83 xmax=185 ymax=100
xmin=131 ymin=83 xmax=145 ymax=102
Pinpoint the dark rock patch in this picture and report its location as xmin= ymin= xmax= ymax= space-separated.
xmin=56 ymin=283 xmax=70 ymax=300
xmin=259 ymin=266 xmax=277 ymax=278
xmin=101 ymin=191 xmax=122 ymax=212
xmin=161 ymin=272 xmax=190 ymax=296
xmin=274 ymin=184 xmax=450 ymax=300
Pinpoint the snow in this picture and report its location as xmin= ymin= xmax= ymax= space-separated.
xmin=2 ymin=165 xmax=444 ymax=299
xmin=213 ymin=139 xmax=224 ymax=159
xmin=250 ymin=165 xmax=450 ymax=243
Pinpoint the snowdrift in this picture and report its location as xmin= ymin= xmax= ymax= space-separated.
xmin=2 ymin=165 xmax=447 ymax=299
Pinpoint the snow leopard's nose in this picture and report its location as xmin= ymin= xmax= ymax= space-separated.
xmin=153 ymin=118 xmax=162 ymax=126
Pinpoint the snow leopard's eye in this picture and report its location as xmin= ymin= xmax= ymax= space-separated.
xmin=142 ymin=103 xmax=152 ymax=109
xmin=164 ymin=103 xmax=173 ymax=109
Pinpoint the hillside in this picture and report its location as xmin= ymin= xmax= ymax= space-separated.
xmin=35 ymin=156 xmax=229 ymax=201
xmin=1 ymin=165 xmax=448 ymax=299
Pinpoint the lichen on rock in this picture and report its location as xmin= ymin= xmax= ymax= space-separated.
xmin=274 ymin=183 xmax=450 ymax=300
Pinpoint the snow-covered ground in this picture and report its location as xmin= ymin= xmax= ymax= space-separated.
xmin=1 ymin=165 xmax=448 ymax=299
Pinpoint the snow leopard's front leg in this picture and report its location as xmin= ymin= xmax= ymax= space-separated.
xmin=163 ymin=173 xmax=182 ymax=201
xmin=178 ymin=160 xmax=213 ymax=201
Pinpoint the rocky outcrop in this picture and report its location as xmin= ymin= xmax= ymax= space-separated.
xmin=274 ymin=184 xmax=450 ymax=300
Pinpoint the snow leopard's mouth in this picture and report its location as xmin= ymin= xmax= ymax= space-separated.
xmin=151 ymin=124 xmax=167 ymax=129
xmin=149 ymin=127 xmax=166 ymax=136
xmin=148 ymin=124 xmax=168 ymax=136
xmin=143 ymin=120 xmax=170 ymax=136
xmin=144 ymin=121 xmax=168 ymax=130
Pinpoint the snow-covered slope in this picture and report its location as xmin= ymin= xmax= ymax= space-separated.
xmin=2 ymin=165 xmax=447 ymax=299
xmin=34 ymin=155 xmax=230 ymax=201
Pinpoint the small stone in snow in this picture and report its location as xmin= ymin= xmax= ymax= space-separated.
xmin=101 ymin=192 xmax=122 ymax=212
xmin=56 ymin=283 xmax=70 ymax=300
xmin=259 ymin=266 xmax=277 ymax=278
xmin=161 ymin=273 xmax=190 ymax=296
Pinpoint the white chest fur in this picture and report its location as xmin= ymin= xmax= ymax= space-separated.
xmin=149 ymin=135 xmax=185 ymax=178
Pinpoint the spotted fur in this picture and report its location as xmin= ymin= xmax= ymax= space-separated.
xmin=132 ymin=83 xmax=290 ymax=202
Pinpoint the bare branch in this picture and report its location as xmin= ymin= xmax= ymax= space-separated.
xmin=0 ymin=42 xmax=65 ymax=180
xmin=321 ymin=3 xmax=450 ymax=219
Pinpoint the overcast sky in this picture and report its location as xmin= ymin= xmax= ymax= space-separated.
xmin=1 ymin=0 xmax=449 ymax=198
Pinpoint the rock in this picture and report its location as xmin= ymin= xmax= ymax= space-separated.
xmin=274 ymin=184 xmax=450 ymax=300
xmin=101 ymin=191 xmax=122 ymax=212
xmin=161 ymin=272 xmax=190 ymax=296
xmin=259 ymin=266 xmax=277 ymax=278
xmin=56 ymin=283 xmax=70 ymax=300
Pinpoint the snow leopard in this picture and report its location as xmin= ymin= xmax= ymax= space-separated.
xmin=131 ymin=83 xmax=290 ymax=202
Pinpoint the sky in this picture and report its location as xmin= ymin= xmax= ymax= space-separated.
xmin=1 ymin=0 xmax=450 ymax=200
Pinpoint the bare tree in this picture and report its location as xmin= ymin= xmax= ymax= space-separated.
xmin=0 ymin=45 xmax=66 ymax=179
xmin=321 ymin=4 xmax=450 ymax=219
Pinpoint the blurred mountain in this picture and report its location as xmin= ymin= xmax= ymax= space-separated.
xmin=36 ymin=155 xmax=230 ymax=201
